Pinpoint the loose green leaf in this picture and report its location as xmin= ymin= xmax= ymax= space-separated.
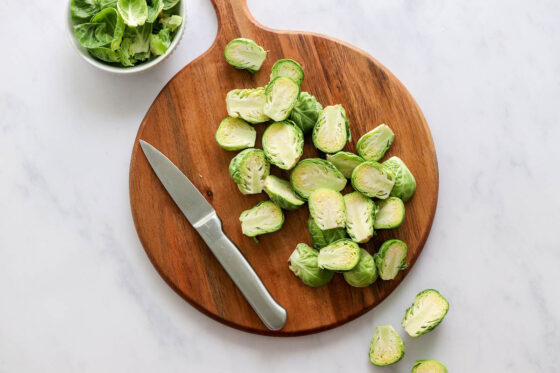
xmin=117 ymin=0 xmax=148 ymax=27
xmin=88 ymin=47 xmax=121 ymax=63
xmin=150 ymin=27 xmax=172 ymax=55
xmin=147 ymin=0 xmax=164 ymax=23
xmin=74 ymin=23 xmax=110 ymax=49
xmin=124 ymin=23 xmax=152 ymax=55
xmin=70 ymin=0 xmax=117 ymax=22
xmin=289 ymin=92 xmax=322 ymax=134
xmin=162 ymin=0 xmax=180 ymax=10
xmin=91 ymin=7 xmax=125 ymax=50
xmin=160 ymin=14 xmax=182 ymax=30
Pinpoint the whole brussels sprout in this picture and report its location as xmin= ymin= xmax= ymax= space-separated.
xmin=312 ymin=105 xmax=351 ymax=153
xmin=344 ymin=191 xmax=375 ymax=243
xmin=356 ymin=123 xmax=394 ymax=161
xmin=326 ymin=151 xmax=364 ymax=178
xmin=215 ymin=116 xmax=256 ymax=151
xmin=224 ymin=38 xmax=267 ymax=73
xmin=288 ymin=243 xmax=334 ymax=287
xmin=317 ymin=239 xmax=360 ymax=271
xmin=411 ymin=360 xmax=448 ymax=373
xmin=262 ymin=121 xmax=304 ymax=170
xmin=402 ymin=289 xmax=449 ymax=337
xmin=374 ymin=197 xmax=405 ymax=229
xmin=239 ymin=200 xmax=284 ymax=237
xmin=351 ymin=161 xmax=395 ymax=199
xmin=290 ymin=158 xmax=347 ymax=199
xmin=229 ymin=149 xmax=270 ymax=195
xmin=382 ymin=156 xmax=417 ymax=202
xmin=263 ymin=76 xmax=300 ymax=121
xmin=270 ymin=59 xmax=304 ymax=85
xmin=368 ymin=325 xmax=405 ymax=366
xmin=308 ymin=188 xmax=346 ymax=230
xmin=374 ymin=239 xmax=408 ymax=280
xmin=343 ymin=248 xmax=377 ymax=287
xmin=307 ymin=219 xmax=347 ymax=249
xmin=290 ymin=92 xmax=322 ymax=134
xmin=263 ymin=175 xmax=305 ymax=210
xmin=226 ymin=87 xmax=269 ymax=124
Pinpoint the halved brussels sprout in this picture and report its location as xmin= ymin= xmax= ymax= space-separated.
xmin=368 ymin=325 xmax=405 ymax=366
xmin=270 ymin=59 xmax=304 ymax=85
xmin=229 ymin=149 xmax=270 ymax=195
xmin=412 ymin=360 xmax=448 ymax=373
xmin=317 ymin=239 xmax=360 ymax=271
xmin=288 ymin=243 xmax=334 ymax=287
xmin=263 ymin=175 xmax=305 ymax=210
xmin=215 ymin=117 xmax=256 ymax=151
xmin=289 ymin=92 xmax=322 ymax=134
xmin=262 ymin=121 xmax=304 ymax=170
xmin=326 ymin=151 xmax=364 ymax=178
xmin=263 ymin=76 xmax=300 ymax=121
xmin=312 ymin=105 xmax=351 ymax=153
xmin=290 ymin=158 xmax=347 ymax=199
xmin=402 ymin=289 xmax=449 ymax=337
xmin=374 ymin=239 xmax=408 ymax=280
xmin=307 ymin=219 xmax=347 ymax=249
xmin=356 ymin=124 xmax=394 ymax=161
xmin=343 ymin=249 xmax=377 ymax=287
xmin=351 ymin=161 xmax=395 ymax=199
xmin=382 ymin=156 xmax=417 ymax=202
xmin=239 ymin=201 xmax=284 ymax=237
xmin=344 ymin=191 xmax=375 ymax=243
xmin=308 ymin=188 xmax=346 ymax=230
xmin=226 ymin=87 xmax=269 ymax=124
xmin=374 ymin=197 xmax=405 ymax=229
xmin=224 ymin=38 xmax=267 ymax=73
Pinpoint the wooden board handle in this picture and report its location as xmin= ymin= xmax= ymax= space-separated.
xmin=210 ymin=0 xmax=260 ymax=41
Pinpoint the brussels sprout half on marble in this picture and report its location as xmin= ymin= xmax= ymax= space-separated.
xmin=229 ymin=149 xmax=270 ymax=195
xmin=343 ymin=249 xmax=377 ymax=287
xmin=288 ymin=243 xmax=334 ymax=287
xmin=239 ymin=201 xmax=284 ymax=237
xmin=215 ymin=117 xmax=256 ymax=151
xmin=270 ymin=59 xmax=304 ymax=85
xmin=369 ymin=325 xmax=405 ymax=366
xmin=290 ymin=158 xmax=347 ymax=199
xmin=307 ymin=219 xmax=347 ymax=249
xmin=374 ymin=239 xmax=408 ymax=280
xmin=412 ymin=360 xmax=448 ymax=373
xmin=344 ymin=191 xmax=375 ymax=243
xmin=351 ymin=161 xmax=395 ymax=199
xmin=402 ymin=289 xmax=449 ymax=338
xmin=263 ymin=76 xmax=301 ymax=121
xmin=374 ymin=197 xmax=405 ymax=229
xmin=226 ymin=87 xmax=269 ymax=124
xmin=263 ymin=175 xmax=305 ymax=210
xmin=326 ymin=152 xmax=365 ymax=178
xmin=356 ymin=124 xmax=395 ymax=161
xmin=312 ymin=105 xmax=351 ymax=153
xmin=382 ymin=156 xmax=417 ymax=202
xmin=317 ymin=239 xmax=360 ymax=271
xmin=262 ymin=121 xmax=304 ymax=170
xmin=308 ymin=188 xmax=346 ymax=230
xmin=224 ymin=38 xmax=267 ymax=73
xmin=290 ymin=92 xmax=323 ymax=134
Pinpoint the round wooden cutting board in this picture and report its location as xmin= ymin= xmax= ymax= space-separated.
xmin=129 ymin=0 xmax=438 ymax=336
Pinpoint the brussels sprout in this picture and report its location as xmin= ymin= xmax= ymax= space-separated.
xmin=263 ymin=76 xmax=301 ymax=121
xmin=224 ymin=38 xmax=267 ymax=73
xmin=308 ymin=189 xmax=346 ymax=230
xmin=326 ymin=151 xmax=364 ymax=178
xmin=368 ymin=325 xmax=405 ymax=366
xmin=351 ymin=161 xmax=395 ymax=199
xmin=215 ymin=117 xmax=256 ymax=151
xmin=307 ymin=219 xmax=347 ymax=249
xmin=289 ymin=92 xmax=322 ymax=134
xmin=312 ymin=105 xmax=351 ymax=153
xmin=317 ymin=239 xmax=360 ymax=271
xmin=374 ymin=197 xmax=405 ymax=229
xmin=263 ymin=175 xmax=305 ymax=210
xmin=226 ymin=87 xmax=269 ymax=124
xmin=374 ymin=239 xmax=408 ymax=280
xmin=262 ymin=121 xmax=304 ymax=170
xmin=239 ymin=201 xmax=284 ymax=237
xmin=343 ymin=249 xmax=377 ymax=287
xmin=356 ymin=124 xmax=394 ymax=161
xmin=344 ymin=192 xmax=375 ymax=243
xmin=290 ymin=158 xmax=347 ymax=199
xmin=402 ymin=289 xmax=449 ymax=337
xmin=382 ymin=156 xmax=417 ymax=202
xmin=229 ymin=149 xmax=270 ymax=195
xmin=270 ymin=59 xmax=304 ymax=85
xmin=411 ymin=360 xmax=448 ymax=373
xmin=288 ymin=243 xmax=334 ymax=287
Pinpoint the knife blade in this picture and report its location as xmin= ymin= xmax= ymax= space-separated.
xmin=139 ymin=140 xmax=287 ymax=331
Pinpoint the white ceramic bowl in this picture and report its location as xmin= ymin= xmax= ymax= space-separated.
xmin=67 ymin=1 xmax=186 ymax=74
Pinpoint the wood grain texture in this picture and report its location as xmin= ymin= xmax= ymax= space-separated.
xmin=129 ymin=0 xmax=438 ymax=336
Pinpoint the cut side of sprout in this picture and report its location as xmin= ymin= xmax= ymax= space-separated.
xmin=312 ymin=105 xmax=350 ymax=153
xmin=351 ymin=161 xmax=395 ymax=199
xmin=326 ymin=151 xmax=364 ymax=178
xmin=224 ymin=38 xmax=267 ymax=73
xmin=374 ymin=239 xmax=408 ymax=280
xmin=412 ymin=360 xmax=448 ymax=373
xmin=317 ymin=239 xmax=360 ymax=271
xmin=263 ymin=175 xmax=305 ymax=210
xmin=356 ymin=123 xmax=394 ymax=161
xmin=308 ymin=188 xmax=346 ymax=230
xmin=374 ymin=197 xmax=405 ymax=229
xmin=343 ymin=248 xmax=377 ymax=287
xmin=368 ymin=325 xmax=405 ymax=366
xmin=402 ymin=289 xmax=449 ymax=337
xmin=263 ymin=76 xmax=300 ymax=121
xmin=344 ymin=191 xmax=375 ymax=243
xmin=290 ymin=158 xmax=347 ymax=199
xmin=226 ymin=87 xmax=269 ymax=124
xmin=229 ymin=149 xmax=270 ymax=195
xmin=239 ymin=201 xmax=284 ymax=237
xmin=270 ymin=59 xmax=304 ymax=85
xmin=215 ymin=117 xmax=256 ymax=151
xmin=288 ymin=243 xmax=334 ymax=287
xmin=262 ymin=121 xmax=304 ymax=170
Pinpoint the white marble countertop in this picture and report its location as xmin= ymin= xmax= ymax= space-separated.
xmin=1 ymin=0 xmax=559 ymax=371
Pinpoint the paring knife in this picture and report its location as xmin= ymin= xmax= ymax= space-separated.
xmin=139 ymin=140 xmax=287 ymax=331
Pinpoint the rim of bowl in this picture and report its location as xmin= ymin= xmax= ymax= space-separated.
xmin=67 ymin=1 xmax=186 ymax=74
